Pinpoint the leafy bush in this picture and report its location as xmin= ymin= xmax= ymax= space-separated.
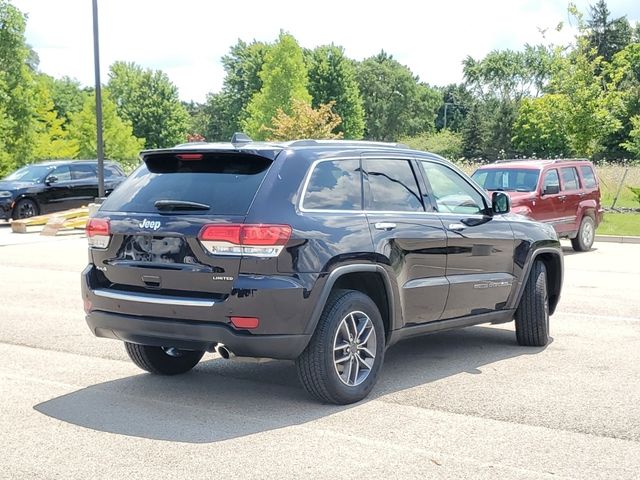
xmin=399 ymin=130 xmax=463 ymax=160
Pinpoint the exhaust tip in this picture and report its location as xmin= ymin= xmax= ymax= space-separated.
xmin=215 ymin=344 xmax=234 ymax=360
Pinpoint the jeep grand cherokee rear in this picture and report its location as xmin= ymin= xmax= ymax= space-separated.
xmin=82 ymin=139 xmax=563 ymax=405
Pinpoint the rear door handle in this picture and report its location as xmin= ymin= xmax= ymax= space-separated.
xmin=448 ymin=223 xmax=466 ymax=231
xmin=374 ymin=222 xmax=396 ymax=230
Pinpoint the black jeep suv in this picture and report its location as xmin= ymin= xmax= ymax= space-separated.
xmin=81 ymin=138 xmax=563 ymax=404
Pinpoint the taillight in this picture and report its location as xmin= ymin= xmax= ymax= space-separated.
xmin=86 ymin=218 xmax=111 ymax=249
xmin=198 ymin=224 xmax=291 ymax=257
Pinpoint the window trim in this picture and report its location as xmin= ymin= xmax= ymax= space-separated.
xmin=299 ymin=157 xmax=364 ymax=213
xmin=559 ymin=166 xmax=581 ymax=192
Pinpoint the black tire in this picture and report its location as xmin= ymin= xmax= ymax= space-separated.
xmin=296 ymin=289 xmax=385 ymax=405
xmin=571 ymin=216 xmax=595 ymax=251
xmin=124 ymin=342 xmax=204 ymax=375
xmin=515 ymin=261 xmax=549 ymax=347
xmin=12 ymin=198 xmax=39 ymax=220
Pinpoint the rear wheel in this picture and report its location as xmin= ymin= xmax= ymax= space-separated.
xmin=571 ymin=216 xmax=595 ymax=251
xmin=124 ymin=343 xmax=204 ymax=375
xmin=296 ymin=290 xmax=385 ymax=405
xmin=12 ymin=198 xmax=39 ymax=220
xmin=515 ymin=261 xmax=549 ymax=347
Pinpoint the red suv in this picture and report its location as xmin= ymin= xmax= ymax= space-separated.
xmin=472 ymin=159 xmax=603 ymax=251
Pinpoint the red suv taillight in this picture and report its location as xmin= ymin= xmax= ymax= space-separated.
xmin=198 ymin=224 xmax=291 ymax=257
xmin=86 ymin=218 xmax=111 ymax=249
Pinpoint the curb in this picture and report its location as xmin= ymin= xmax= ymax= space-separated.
xmin=595 ymin=235 xmax=640 ymax=244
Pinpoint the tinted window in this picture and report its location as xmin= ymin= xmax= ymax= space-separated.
xmin=561 ymin=167 xmax=580 ymax=190
xmin=303 ymin=160 xmax=361 ymax=210
xmin=542 ymin=169 xmax=559 ymax=190
xmin=104 ymin=164 xmax=125 ymax=178
xmin=421 ymin=161 xmax=485 ymax=215
xmin=71 ymin=164 xmax=96 ymax=180
xmin=471 ymin=168 xmax=539 ymax=192
xmin=100 ymin=153 xmax=271 ymax=215
xmin=50 ymin=165 xmax=71 ymax=182
xmin=364 ymin=159 xmax=423 ymax=212
xmin=4 ymin=164 xmax=54 ymax=182
xmin=580 ymin=165 xmax=597 ymax=189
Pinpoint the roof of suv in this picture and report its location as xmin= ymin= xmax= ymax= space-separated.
xmin=478 ymin=159 xmax=592 ymax=170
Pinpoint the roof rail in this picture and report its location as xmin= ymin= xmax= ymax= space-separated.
xmin=493 ymin=158 xmax=589 ymax=164
xmin=285 ymin=139 xmax=410 ymax=149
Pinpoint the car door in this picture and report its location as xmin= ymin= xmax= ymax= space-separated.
xmin=40 ymin=165 xmax=74 ymax=213
xmin=417 ymin=159 xmax=516 ymax=319
xmin=69 ymin=163 xmax=99 ymax=207
xmin=535 ymin=168 xmax=564 ymax=227
xmin=363 ymin=155 xmax=449 ymax=325
xmin=558 ymin=166 xmax=582 ymax=234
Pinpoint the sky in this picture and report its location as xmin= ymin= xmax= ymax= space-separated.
xmin=12 ymin=0 xmax=640 ymax=103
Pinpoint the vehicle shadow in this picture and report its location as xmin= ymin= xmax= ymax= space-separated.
xmin=34 ymin=326 xmax=548 ymax=444
xmin=561 ymin=245 xmax=597 ymax=256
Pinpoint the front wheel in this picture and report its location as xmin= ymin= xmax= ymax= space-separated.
xmin=12 ymin=198 xmax=39 ymax=220
xmin=124 ymin=343 xmax=204 ymax=375
xmin=515 ymin=261 xmax=549 ymax=347
xmin=571 ymin=216 xmax=595 ymax=251
xmin=296 ymin=290 xmax=385 ymax=405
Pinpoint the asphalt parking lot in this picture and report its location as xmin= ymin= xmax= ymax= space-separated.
xmin=1 ymin=224 xmax=639 ymax=479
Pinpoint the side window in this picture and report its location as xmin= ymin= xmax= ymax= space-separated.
xmin=560 ymin=167 xmax=580 ymax=191
xmin=580 ymin=165 xmax=597 ymax=189
xmin=105 ymin=164 xmax=124 ymax=178
xmin=303 ymin=159 xmax=361 ymax=210
xmin=364 ymin=159 xmax=423 ymax=212
xmin=420 ymin=161 xmax=485 ymax=215
xmin=542 ymin=169 xmax=559 ymax=191
xmin=50 ymin=165 xmax=71 ymax=182
xmin=71 ymin=164 xmax=97 ymax=180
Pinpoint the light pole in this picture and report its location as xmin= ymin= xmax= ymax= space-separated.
xmin=443 ymin=102 xmax=455 ymax=130
xmin=92 ymin=0 xmax=105 ymax=198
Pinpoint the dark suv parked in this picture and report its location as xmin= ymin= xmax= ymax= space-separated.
xmin=82 ymin=138 xmax=563 ymax=404
xmin=0 ymin=160 xmax=126 ymax=220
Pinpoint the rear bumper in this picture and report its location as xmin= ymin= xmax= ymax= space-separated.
xmin=85 ymin=310 xmax=310 ymax=359
xmin=81 ymin=264 xmax=318 ymax=359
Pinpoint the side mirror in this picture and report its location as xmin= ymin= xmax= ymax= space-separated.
xmin=543 ymin=184 xmax=560 ymax=195
xmin=45 ymin=175 xmax=58 ymax=186
xmin=492 ymin=191 xmax=511 ymax=215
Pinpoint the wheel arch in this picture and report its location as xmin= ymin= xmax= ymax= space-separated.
xmin=305 ymin=264 xmax=398 ymax=343
xmin=512 ymin=248 xmax=563 ymax=315
xmin=11 ymin=194 xmax=41 ymax=218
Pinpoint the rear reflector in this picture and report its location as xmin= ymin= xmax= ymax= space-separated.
xmin=176 ymin=153 xmax=203 ymax=161
xmin=198 ymin=224 xmax=291 ymax=257
xmin=86 ymin=218 xmax=111 ymax=249
xmin=230 ymin=316 xmax=260 ymax=329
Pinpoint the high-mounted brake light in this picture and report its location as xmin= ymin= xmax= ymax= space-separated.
xmin=176 ymin=153 xmax=203 ymax=161
xmin=86 ymin=218 xmax=111 ymax=249
xmin=198 ymin=224 xmax=291 ymax=257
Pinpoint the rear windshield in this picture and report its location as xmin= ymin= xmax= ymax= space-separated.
xmin=100 ymin=153 xmax=272 ymax=215
xmin=472 ymin=168 xmax=540 ymax=192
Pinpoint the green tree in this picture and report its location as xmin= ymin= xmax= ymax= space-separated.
xmin=512 ymin=94 xmax=571 ymax=157
xmin=243 ymin=32 xmax=311 ymax=139
xmin=0 ymin=0 xmax=36 ymax=174
xmin=48 ymin=76 xmax=86 ymax=124
xmin=306 ymin=44 xmax=365 ymax=138
xmin=621 ymin=115 xmax=640 ymax=158
xmin=108 ymin=61 xmax=190 ymax=148
xmin=32 ymin=75 xmax=77 ymax=160
xmin=356 ymin=51 xmax=441 ymax=141
xmin=67 ymin=90 xmax=144 ymax=166
xmin=586 ymin=0 xmax=632 ymax=63
xmin=435 ymin=84 xmax=474 ymax=132
xmin=461 ymin=102 xmax=491 ymax=159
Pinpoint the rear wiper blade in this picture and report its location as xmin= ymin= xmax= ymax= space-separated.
xmin=154 ymin=199 xmax=210 ymax=211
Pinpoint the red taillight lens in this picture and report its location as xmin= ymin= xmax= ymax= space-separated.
xmin=86 ymin=218 xmax=110 ymax=249
xmin=198 ymin=224 xmax=291 ymax=257
xmin=86 ymin=218 xmax=110 ymax=237
xmin=241 ymin=225 xmax=292 ymax=246
xmin=176 ymin=153 xmax=203 ymax=161
xmin=230 ymin=316 xmax=260 ymax=329
xmin=199 ymin=224 xmax=242 ymax=244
